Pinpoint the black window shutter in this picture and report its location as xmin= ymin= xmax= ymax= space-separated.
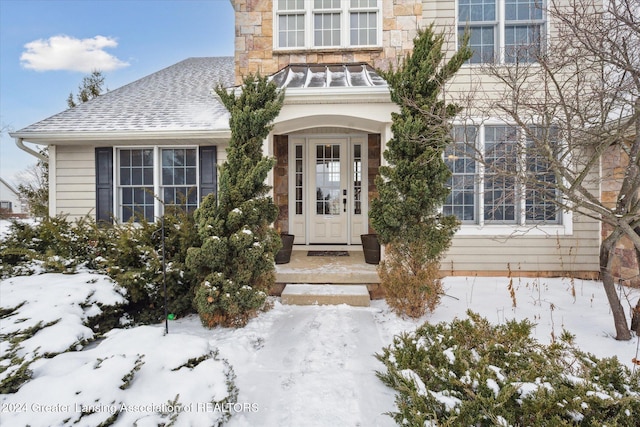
xmin=95 ymin=147 xmax=114 ymax=224
xmin=199 ymin=146 xmax=217 ymax=201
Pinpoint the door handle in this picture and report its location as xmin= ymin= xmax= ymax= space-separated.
xmin=343 ymin=198 xmax=347 ymax=212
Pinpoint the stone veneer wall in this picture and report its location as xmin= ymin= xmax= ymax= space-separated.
xmin=601 ymin=142 xmax=640 ymax=287
xmin=368 ymin=134 xmax=381 ymax=233
xmin=273 ymin=134 xmax=289 ymax=233
xmin=231 ymin=0 xmax=422 ymax=85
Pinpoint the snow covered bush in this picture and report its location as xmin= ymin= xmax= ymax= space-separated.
xmin=99 ymin=212 xmax=201 ymax=324
xmin=1 ymin=326 xmax=238 ymax=426
xmin=0 ymin=216 xmax=104 ymax=277
xmin=187 ymin=74 xmax=283 ymax=328
xmin=376 ymin=311 xmax=640 ymax=426
xmin=0 ymin=211 xmax=202 ymax=325
xmin=0 ymin=273 xmax=126 ymax=393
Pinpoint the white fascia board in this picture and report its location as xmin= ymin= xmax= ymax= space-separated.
xmin=11 ymin=129 xmax=232 ymax=144
xmin=283 ymin=87 xmax=391 ymax=104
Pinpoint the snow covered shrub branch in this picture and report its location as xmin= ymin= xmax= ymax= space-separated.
xmin=376 ymin=311 xmax=640 ymax=426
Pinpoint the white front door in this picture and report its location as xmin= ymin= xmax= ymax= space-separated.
xmin=308 ymin=139 xmax=348 ymax=243
xmin=288 ymin=135 xmax=368 ymax=245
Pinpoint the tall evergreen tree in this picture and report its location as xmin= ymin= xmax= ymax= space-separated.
xmin=369 ymin=25 xmax=471 ymax=317
xmin=186 ymin=74 xmax=284 ymax=328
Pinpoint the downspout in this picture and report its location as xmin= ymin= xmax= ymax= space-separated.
xmin=14 ymin=137 xmax=47 ymax=162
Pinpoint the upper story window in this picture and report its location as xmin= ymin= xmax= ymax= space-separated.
xmin=275 ymin=0 xmax=381 ymax=50
xmin=458 ymin=0 xmax=545 ymax=64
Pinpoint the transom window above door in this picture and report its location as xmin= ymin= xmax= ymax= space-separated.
xmin=275 ymin=0 xmax=381 ymax=50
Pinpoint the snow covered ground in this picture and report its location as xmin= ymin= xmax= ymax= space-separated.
xmin=1 ymin=220 xmax=639 ymax=426
xmin=1 ymin=271 xmax=638 ymax=426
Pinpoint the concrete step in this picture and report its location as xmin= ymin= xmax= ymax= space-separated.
xmin=275 ymin=251 xmax=379 ymax=285
xmin=280 ymin=284 xmax=371 ymax=307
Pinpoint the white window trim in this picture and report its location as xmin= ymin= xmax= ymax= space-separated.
xmin=273 ymin=0 xmax=382 ymax=51
xmin=456 ymin=0 xmax=550 ymax=66
xmin=450 ymin=120 xmax=573 ymax=236
xmin=113 ymin=145 xmax=200 ymax=223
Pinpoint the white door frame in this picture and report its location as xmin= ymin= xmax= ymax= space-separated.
xmin=288 ymin=134 xmax=368 ymax=245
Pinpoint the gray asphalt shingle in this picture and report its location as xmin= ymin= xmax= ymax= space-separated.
xmin=15 ymin=57 xmax=235 ymax=135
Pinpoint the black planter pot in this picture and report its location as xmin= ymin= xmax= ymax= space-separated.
xmin=360 ymin=233 xmax=380 ymax=265
xmin=275 ymin=233 xmax=295 ymax=264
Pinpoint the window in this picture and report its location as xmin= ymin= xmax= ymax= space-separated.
xmin=458 ymin=0 xmax=545 ymax=64
xmin=275 ymin=0 xmax=381 ymax=49
xmin=161 ymin=148 xmax=198 ymax=214
xmin=444 ymin=126 xmax=477 ymax=222
xmin=0 ymin=201 xmax=12 ymax=210
xmin=116 ymin=147 xmax=198 ymax=222
xmin=484 ymin=126 xmax=518 ymax=222
xmin=277 ymin=0 xmax=305 ymax=48
xmin=525 ymin=126 xmax=559 ymax=222
xmin=445 ymin=124 xmax=560 ymax=226
xmin=119 ymin=148 xmax=155 ymax=222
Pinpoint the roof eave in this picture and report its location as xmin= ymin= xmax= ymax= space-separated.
xmin=10 ymin=129 xmax=232 ymax=144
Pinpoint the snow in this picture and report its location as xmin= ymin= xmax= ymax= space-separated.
xmin=281 ymin=284 xmax=369 ymax=296
xmin=1 ymin=262 xmax=640 ymax=425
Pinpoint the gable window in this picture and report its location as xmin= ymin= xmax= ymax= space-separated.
xmin=458 ymin=0 xmax=545 ymax=64
xmin=275 ymin=0 xmax=381 ymax=50
xmin=445 ymin=124 xmax=560 ymax=227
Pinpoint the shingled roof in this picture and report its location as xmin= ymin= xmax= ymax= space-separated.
xmin=13 ymin=57 xmax=235 ymax=138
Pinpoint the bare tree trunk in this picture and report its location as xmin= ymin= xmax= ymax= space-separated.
xmin=631 ymin=299 xmax=640 ymax=335
xmin=600 ymin=230 xmax=632 ymax=340
xmin=631 ymin=226 xmax=640 ymax=335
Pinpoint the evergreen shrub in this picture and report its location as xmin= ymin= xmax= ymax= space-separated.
xmin=377 ymin=311 xmax=640 ymax=426
xmin=0 ymin=209 xmax=201 ymax=325
xmin=370 ymin=26 xmax=471 ymax=317
xmin=187 ymin=74 xmax=284 ymax=328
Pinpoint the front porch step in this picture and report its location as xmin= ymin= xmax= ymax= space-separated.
xmin=275 ymin=250 xmax=380 ymax=285
xmin=281 ymin=284 xmax=371 ymax=307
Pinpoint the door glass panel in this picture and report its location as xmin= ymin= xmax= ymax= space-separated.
xmin=295 ymin=145 xmax=304 ymax=215
xmin=316 ymin=144 xmax=341 ymax=215
xmin=353 ymin=144 xmax=362 ymax=214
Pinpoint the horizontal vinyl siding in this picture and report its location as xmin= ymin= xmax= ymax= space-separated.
xmin=55 ymin=145 xmax=96 ymax=221
xmin=443 ymin=214 xmax=600 ymax=274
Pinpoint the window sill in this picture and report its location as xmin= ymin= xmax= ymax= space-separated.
xmin=273 ymin=46 xmax=383 ymax=56
xmin=456 ymin=223 xmax=572 ymax=237
xmin=460 ymin=61 xmax=542 ymax=68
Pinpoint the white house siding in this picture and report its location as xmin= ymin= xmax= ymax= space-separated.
xmin=442 ymin=215 xmax=600 ymax=276
xmin=54 ymin=145 xmax=96 ymax=221
xmin=0 ymin=178 xmax=22 ymax=214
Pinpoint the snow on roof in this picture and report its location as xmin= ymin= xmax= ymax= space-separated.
xmin=14 ymin=57 xmax=235 ymax=137
xmin=270 ymin=63 xmax=388 ymax=89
